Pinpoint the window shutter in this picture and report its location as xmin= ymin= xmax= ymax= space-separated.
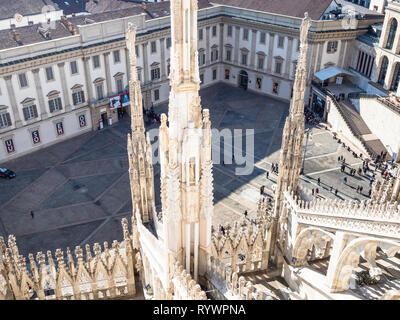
xmin=58 ymin=97 xmax=63 ymax=110
xmin=5 ymin=113 xmax=11 ymax=126
xmin=23 ymin=107 xmax=29 ymax=120
xmin=33 ymin=105 xmax=38 ymax=118
xmin=81 ymin=91 xmax=85 ymax=103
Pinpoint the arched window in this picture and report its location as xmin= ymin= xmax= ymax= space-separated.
xmin=378 ymin=56 xmax=389 ymax=86
xmin=390 ymin=62 xmax=400 ymax=92
xmin=385 ymin=19 xmax=397 ymax=50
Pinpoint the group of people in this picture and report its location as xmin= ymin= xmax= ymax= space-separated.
xmin=271 ymin=163 xmax=279 ymax=174
xmin=144 ymin=105 xmax=160 ymax=124
xmin=304 ymin=108 xmax=320 ymax=126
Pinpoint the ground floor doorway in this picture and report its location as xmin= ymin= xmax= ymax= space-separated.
xmin=238 ymin=70 xmax=248 ymax=90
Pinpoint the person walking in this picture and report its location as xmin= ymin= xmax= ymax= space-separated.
xmin=312 ymin=188 xmax=314 ymax=196
xmin=360 ymin=186 xmax=363 ymax=194
xmin=368 ymin=189 xmax=372 ymax=197
xmin=30 ymin=210 xmax=34 ymax=219
xmin=330 ymin=186 xmax=333 ymax=192
xmin=266 ymin=171 xmax=269 ymax=179
xmin=356 ymin=185 xmax=360 ymax=193
xmin=344 ymin=176 xmax=347 ymax=184
xmin=316 ymin=188 xmax=319 ymax=195
xmin=317 ymin=177 xmax=321 ymax=186
xmin=335 ymin=189 xmax=338 ymax=196
xmin=244 ymin=210 xmax=248 ymax=217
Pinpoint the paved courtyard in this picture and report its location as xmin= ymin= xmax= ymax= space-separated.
xmin=0 ymin=83 xmax=375 ymax=256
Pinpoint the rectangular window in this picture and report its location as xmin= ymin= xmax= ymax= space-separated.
xmin=31 ymin=130 xmax=40 ymax=144
xmin=18 ymin=73 xmax=28 ymax=88
xmin=45 ymin=67 xmax=54 ymax=81
xmin=56 ymin=122 xmax=64 ymax=135
xmin=48 ymin=97 xmax=63 ymax=113
xmin=227 ymin=25 xmax=232 ymax=37
xmin=93 ymin=55 xmax=100 ymax=69
xmin=199 ymin=52 xmax=205 ymax=65
xmin=0 ymin=112 xmax=12 ymax=128
xmin=22 ymin=104 xmax=38 ymax=121
xmin=72 ymin=91 xmax=85 ymax=105
xmin=96 ymin=84 xmax=104 ymax=100
xmin=327 ymin=41 xmax=338 ymax=53
xmin=135 ymin=45 xmax=139 ymax=57
xmin=226 ymin=50 xmax=231 ymax=61
xmin=200 ymin=74 xmax=204 ymax=84
xmin=151 ymin=41 xmax=157 ymax=53
xmin=70 ymin=61 xmax=78 ymax=74
xmin=225 ymin=69 xmax=230 ymax=80
xmin=113 ymin=50 xmax=120 ymax=63
xmin=212 ymin=69 xmax=217 ymax=80
xmin=258 ymin=57 xmax=264 ymax=69
xmin=243 ymin=29 xmax=249 ymax=40
xmin=198 ymin=29 xmax=203 ymax=40
xmin=151 ymin=68 xmax=160 ymax=81
xmin=166 ymin=37 xmax=171 ymax=49
xmin=4 ymin=139 xmax=14 ymax=153
xmin=273 ymin=82 xmax=279 ymax=94
xmin=212 ymin=25 xmax=217 ymax=37
xmin=154 ymin=89 xmax=159 ymax=101
xmin=260 ymin=32 xmax=266 ymax=44
xmin=278 ymin=36 xmax=284 ymax=48
xmin=275 ymin=61 xmax=282 ymax=74
xmin=241 ymin=53 xmax=247 ymax=65
xmin=256 ymin=77 xmax=262 ymax=89
xmin=116 ymin=78 xmax=123 ymax=93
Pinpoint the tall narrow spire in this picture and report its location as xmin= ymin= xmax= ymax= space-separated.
xmin=269 ymin=13 xmax=311 ymax=263
xmin=126 ymin=24 xmax=145 ymax=133
xmin=126 ymin=23 xmax=156 ymax=223
xmin=159 ymin=0 xmax=213 ymax=281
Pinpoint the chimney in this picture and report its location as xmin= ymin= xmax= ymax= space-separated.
xmin=141 ymin=2 xmax=147 ymax=10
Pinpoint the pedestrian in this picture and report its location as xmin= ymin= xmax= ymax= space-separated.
xmin=360 ymin=186 xmax=363 ymax=194
xmin=312 ymin=188 xmax=314 ymax=195
xmin=260 ymin=185 xmax=265 ymax=195
xmin=335 ymin=189 xmax=338 ymax=196
xmin=266 ymin=171 xmax=269 ymax=179
xmin=316 ymin=188 xmax=319 ymax=195
xmin=30 ymin=210 xmax=34 ymax=219
xmin=244 ymin=210 xmax=248 ymax=217
xmin=368 ymin=189 xmax=372 ymax=197
xmin=356 ymin=186 xmax=360 ymax=193
xmin=338 ymin=156 xmax=340 ymax=162
xmin=330 ymin=186 xmax=333 ymax=192
xmin=344 ymin=176 xmax=347 ymax=184
xmin=220 ymin=225 xmax=225 ymax=236
xmin=317 ymin=177 xmax=321 ymax=185
xmin=369 ymin=179 xmax=373 ymax=186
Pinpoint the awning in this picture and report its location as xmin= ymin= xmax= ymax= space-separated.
xmin=314 ymin=66 xmax=355 ymax=81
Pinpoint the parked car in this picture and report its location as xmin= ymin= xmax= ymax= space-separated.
xmin=0 ymin=168 xmax=16 ymax=179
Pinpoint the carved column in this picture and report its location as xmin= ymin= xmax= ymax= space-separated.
xmin=4 ymin=76 xmax=22 ymax=127
xmin=57 ymin=62 xmax=71 ymax=111
xmin=219 ymin=23 xmax=224 ymax=63
xmin=103 ymin=52 xmax=112 ymax=96
xmin=205 ymin=26 xmax=211 ymax=65
xmin=160 ymin=38 xmax=167 ymax=80
xmin=250 ymin=29 xmax=257 ymax=69
xmin=31 ymin=69 xmax=48 ymax=119
xmin=194 ymin=222 xmax=199 ymax=281
xmin=266 ymin=33 xmax=275 ymax=73
xmin=284 ymin=37 xmax=294 ymax=78
xmin=186 ymin=223 xmax=191 ymax=274
xmin=233 ymin=26 xmax=240 ymax=65
xmin=326 ymin=231 xmax=348 ymax=288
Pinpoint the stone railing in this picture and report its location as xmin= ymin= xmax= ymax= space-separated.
xmin=211 ymin=218 xmax=270 ymax=274
xmin=206 ymin=256 xmax=273 ymax=300
xmin=284 ymin=190 xmax=400 ymax=240
xmin=170 ymin=261 xmax=207 ymax=300
xmin=0 ymin=218 xmax=138 ymax=300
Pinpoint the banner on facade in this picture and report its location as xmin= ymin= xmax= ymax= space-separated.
xmin=109 ymin=92 xmax=130 ymax=109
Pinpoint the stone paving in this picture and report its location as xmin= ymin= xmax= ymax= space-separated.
xmin=0 ymin=83 xmax=375 ymax=256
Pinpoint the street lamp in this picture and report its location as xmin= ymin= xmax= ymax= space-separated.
xmin=301 ymin=128 xmax=312 ymax=174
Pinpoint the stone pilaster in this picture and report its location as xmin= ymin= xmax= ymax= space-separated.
xmin=160 ymin=38 xmax=166 ymax=80
xmin=267 ymin=33 xmax=275 ymax=73
xmin=284 ymin=37 xmax=294 ymax=78
xmin=307 ymin=41 xmax=318 ymax=84
xmin=219 ymin=23 xmax=224 ymax=63
xmin=4 ymin=75 xmax=22 ymax=127
xmin=82 ymin=57 xmax=93 ymax=103
xmin=125 ymin=48 xmax=130 ymax=82
xmin=233 ymin=26 xmax=240 ymax=65
xmin=205 ymin=26 xmax=210 ymax=65
xmin=103 ymin=52 xmax=112 ymax=96
xmin=249 ymin=29 xmax=257 ymax=69
xmin=314 ymin=41 xmax=324 ymax=73
xmin=57 ymin=62 xmax=71 ymax=111
xmin=337 ymin=40 xmax=346 ymax=69
xmin=142 ymin=42 xmax=149 ymax=83
xmin=32 ymin=69 xmax=48 ymax=119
